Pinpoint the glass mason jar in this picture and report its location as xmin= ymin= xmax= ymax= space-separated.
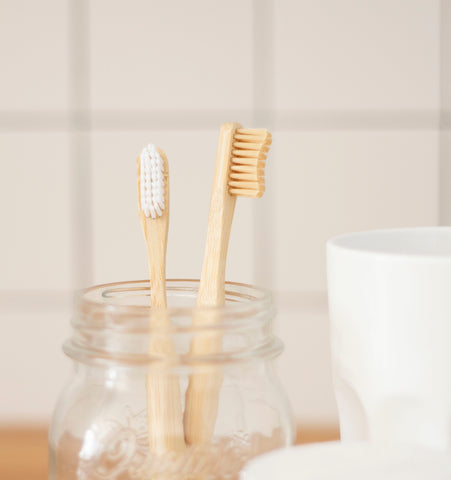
xmin=49 ymin=280 xmax=295 ymax=480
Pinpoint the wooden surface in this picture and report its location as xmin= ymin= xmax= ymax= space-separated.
xmin=0 ymin=428 xmax=48 ymax=480
xmin=0 ymin=426 xmax=339 ymax=480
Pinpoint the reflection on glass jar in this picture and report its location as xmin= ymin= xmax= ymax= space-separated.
xmin=49 ymin=280 xmax=295 ymax=480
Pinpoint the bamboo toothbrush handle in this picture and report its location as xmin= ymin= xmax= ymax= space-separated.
xmin=197 ymin=122 xmax=240 ymax=307
xmin=138 ymin=148 xmax=169 ymax=309
xmin=185 ymin=125 xmax=272 ymax=446
xmin=184 ymin=123 xmax=241 ymax=445
xmin=138 ymin=148 xmax=186 ymax=454
xmin=142 ymin=219 xmax=167 ymax=309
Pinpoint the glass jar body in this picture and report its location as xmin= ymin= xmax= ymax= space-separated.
xmin=49 ymin=280 xmax=295 ymax=480
xmin=50 ymin=360 xmax=293 ymax=479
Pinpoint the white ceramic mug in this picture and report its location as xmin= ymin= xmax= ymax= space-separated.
xmin=327 ymin=227 xmax=451 ymax=449
xmin=240 ymin=442 xmax=451 ymax=480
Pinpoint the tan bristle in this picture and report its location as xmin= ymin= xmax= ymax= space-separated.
xmin=232 ymin=149 xmax=267 ymax=159
xmin=231 ymin=157 xmax=265 ymax=167
xmin=229 ymin=187 xmax=264 ymax=198
xmin=229 ymin=180 xmax=264 ymax=190
xmin=233 ymin=141 xmax=269 ymax=151
xmin=228 ymin=128 xmax=271 ymax=198
xmin=230 ymin=172 xmax=263 ymax=181
xmin=230 ymin=164 xmax=265 ymax=174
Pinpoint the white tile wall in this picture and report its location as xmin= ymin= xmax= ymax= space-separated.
xmin=272 ymin=131 xmax=439 ymax=292
xmin=275 ymin=304 xmax=338 ymax=425
xmin=0 ymin=133 xmax=72 ymax=291
xmin=275 ymin=0 xmax=440 ymax=111
xmin=89 ymin=0 xmax=254 ymax=111
xmin=0 ymin=0 xmax=69 ymax=112
xmin=442 ymin=0 xmax=451 ymax=112
xmin=0 ymin=308 xmax=71 ymax=423
xmin=0 ymin=0 xmax=445 ymax=426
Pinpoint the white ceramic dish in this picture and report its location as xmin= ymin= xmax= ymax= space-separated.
xmin=240 ymin=442 xmax=451 ymax=480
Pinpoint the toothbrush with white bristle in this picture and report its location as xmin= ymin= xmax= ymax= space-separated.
xmin=137 ymin=144 xmax=185 ymax=454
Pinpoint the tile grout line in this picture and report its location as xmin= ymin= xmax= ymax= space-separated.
xmin=252 ymin=0 xmax=277 ymax=288
xmin=0 ymin=110 xmax=441 ymax=134
xmin=439 ymin=0 xmax=451 ymax=225
xmin=439 ymin=0 xmax=443 ymax=226
xmin=68 ymin=0 xmax=93 ymax=288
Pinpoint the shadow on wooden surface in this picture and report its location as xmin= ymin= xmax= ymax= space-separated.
xmin=296 ymin=425 xmax=340 ymax=444
xmin=0 ymin=426 xmax=339 ymax=480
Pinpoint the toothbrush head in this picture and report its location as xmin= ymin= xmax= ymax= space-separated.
xmin=138 ymin=144 xmax=166 ymax=219
xmin=228 ymin=128 xmax=272 ymax=198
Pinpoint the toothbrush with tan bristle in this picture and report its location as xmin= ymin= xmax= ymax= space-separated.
xmin=184 ymin=122 xmax=272 ymax=445
xmin=137 ymin=144 xmax=185 ymax=455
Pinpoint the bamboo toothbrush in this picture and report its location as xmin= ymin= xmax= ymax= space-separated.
xmin=137 ymin=144 xmax=185 ymax=455
xmin=184 ymin=123 xmax=272 ymax=445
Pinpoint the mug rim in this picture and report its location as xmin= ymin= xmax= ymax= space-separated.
xmin=327 ymin=226 xmax=451 ymax=260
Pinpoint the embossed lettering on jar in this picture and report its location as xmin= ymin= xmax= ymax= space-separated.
xmin=49 ymin=280 xmax=295 ymax=480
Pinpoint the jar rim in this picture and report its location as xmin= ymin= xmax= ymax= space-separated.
xmin=67 ymin=279 xmax=280 ymax=365
xmin=74 ymin=279 xmax=273 ymax=332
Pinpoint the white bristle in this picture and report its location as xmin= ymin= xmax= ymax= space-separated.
xmin=140 ymin=144 xmax=165 ymax=219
